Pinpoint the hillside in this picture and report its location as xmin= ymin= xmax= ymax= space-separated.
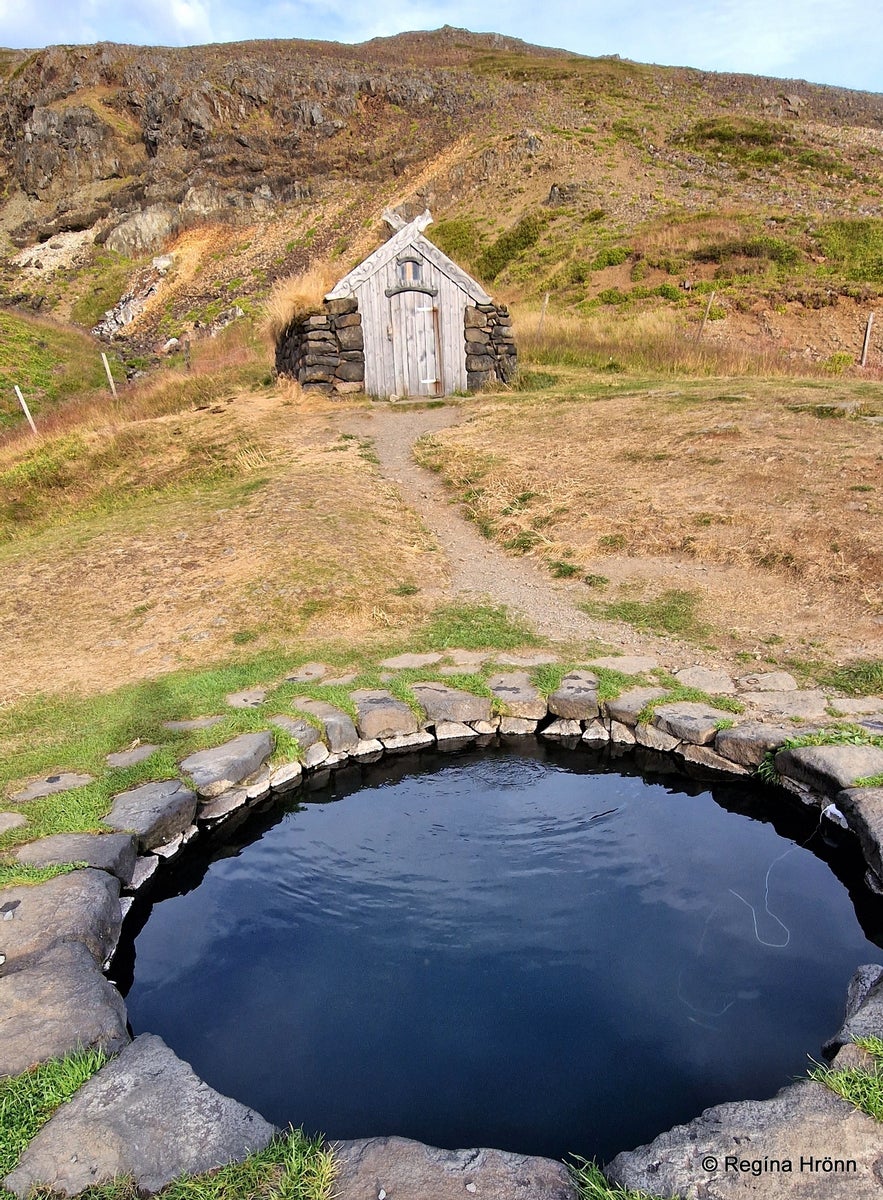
xmin=1 ymin=28 xmax=882 ymax=379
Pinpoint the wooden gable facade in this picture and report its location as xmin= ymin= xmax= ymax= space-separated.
xmin=275 ymin=211 xmax=516 ymax=399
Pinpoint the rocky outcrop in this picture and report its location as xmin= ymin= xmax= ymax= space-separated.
xmin=4 ymin=1035 xmax=276 ymax=1198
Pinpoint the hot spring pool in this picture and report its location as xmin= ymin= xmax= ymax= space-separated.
xmin=116 ymin=742 xmax=882 ymax=1163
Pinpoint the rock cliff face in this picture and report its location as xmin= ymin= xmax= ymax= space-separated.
xmin=0 ymin=37 xmax=511 ymax=247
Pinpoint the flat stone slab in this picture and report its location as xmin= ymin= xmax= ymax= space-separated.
xmin=0 ymin=942 xmax=129 ymax=1078
xmin=499 ymin=717 xmax=538 ymax=736
xmin=5 ymin=1034 xmax=276 ymax=1197
xmin=14 ymin=833 xmax=137 ymax=886
xmin=106 ymin=744 xmax=158 ymax=768
xmin=741 ymin=689 xmax=830 ymax=719
xmin=715 ymin=722 xmax=791 ymax=769
xmin=105 ymin=779 xmax=197 ymax=850
xmin=0 ymin=869 xmax=121 ymax=969
xmin=379 ymin=651 xmax=443 ymax=669
xmin=129 ymin=855 xmax=160 ymax=891
xmin=674 ymin=665 xmax=736 ymax=694
xmin=838 ymin=787 xmax=883 ymax=883
xmin=268 ymin=714 xmax=321 ymax=750
xmin=590 ymin=655 xmax=658 ymax=675
xmin=446 ymin=649 xmax=488 ymax=668
xmin=285 ymin=662 xmax=327 ymax=682
xmin=304 ymin=742 xmax=330 ymax=768
xmin=607 ymin=1078 xmax=883 ymax=1199
xmin=198 ymin=788 xmax=248 ymax=823
xmin=831 ymin=696 xmax=883 ymax=716
xmin=775 ymin=745 xmax=883 ymax=793
xmin=333 ymin=1136 xmax=578 ymax=1200
xmin=225 ymin=688 xmax=267 ymax=709
xmin=351 ymin=738 xmax=384 ymax=761
xmin=161 ymin=716 xmax=223 ymax=731
xmin=604 ymin=687 xmax=669 ymax=727
xmin=678 ymin=743 xmax=749 ymax=776
xmin=0 ymin=812 xmax=27 ymax=834
xmin=291 ymin=698 xmax=359 ymax=752
xmin=180 ymin=732 xmax=273 ymax=798
xmin=582 ymin=720 xmax=610 ymax=744
xmin=380 ymin=730 xmax=434 ymax=753
xmin=737 ymin=671 xmax=799 ymax=692
xmin=351 ymin=689 xmax=418 ymax=739
xmin=10 ymin=772 xmax=94 ymax=804
xmin=411 ymin=682 xmax=492 ymax=725
xmin=653 ymin=700 xmax=737 ymax=745
xmin=494 ymin=652 xmax=559 ymax=666
xmin=487 ymin=671 xmax=547 ymax=719
xmin=548 ymin=670 xmax=599 ymax=720
xmin=269 ymin=761 xmax=303 ymax=793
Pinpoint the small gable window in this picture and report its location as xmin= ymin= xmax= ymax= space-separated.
xmin=397 ymin=256 xmax=422 ymax=285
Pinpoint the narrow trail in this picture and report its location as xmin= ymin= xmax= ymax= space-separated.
xmin=341 ymin=404 xmax=693 ymax=664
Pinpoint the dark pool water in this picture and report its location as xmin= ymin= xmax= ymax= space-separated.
xmin=119 ymin=743 xmax=883 ymax=1163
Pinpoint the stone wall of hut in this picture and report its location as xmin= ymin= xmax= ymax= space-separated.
xmin=464 ymin=302 xmax=517 ymax=390
xmin=274 ymin=298 xmax=365 ymax=394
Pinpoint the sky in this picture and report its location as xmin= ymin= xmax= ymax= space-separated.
xmin=0 ymin=0 xmax=880 ymax=94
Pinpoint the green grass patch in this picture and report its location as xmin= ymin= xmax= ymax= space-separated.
xmin=0 ymin=861 xmax=82 ymax=888
xmin=817 ymin=659 xmax=883 ymax=697
xmin=569 ymin=1156 xmax=670 ymax=1200
xmin=415 ymin=602 xmax=541 ymax=651
xmin=0 ymin=1048 xmax=107 ymax=1189
xmin=637 ymin=675 xmax=744 ymax=724
xmin=581 ymin=589 xmax=710 ymax=641
xmin=0 ymin=312 xmax=107 ymax=428
xmin=810 ymin=1036 xmax=883 ymax=1122
xmin=476 ymin=212 xmax=550 ymax=282
xmin=69 ymin=251 xmax=141 ymax=329
xmin=431 ymin=217 xmax=482 ymax=269
xmin=818 ymin=219 xmax=883 ymax=283
xmin=855 ymin=773 xmax=883 ymax=788
xmin=530 ymin=662 xmax=643 ymax=703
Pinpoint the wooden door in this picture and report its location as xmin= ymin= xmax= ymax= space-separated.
xmin=390 ymin=291 xmax=442 ymax=398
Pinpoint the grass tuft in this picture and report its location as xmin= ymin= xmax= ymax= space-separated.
xmin=416 ymin=602 xmax=541 ymax=651
xmin=817 ymin=660 xmax=883 ymax=698
xmin=810 ymin=1037 xmax=883 ymax=1121
xmin=568 ymin=1156 xmax=671 ymax=1200
xmin=0 ymin=1048 xmax=108 ymax=1188
xmin=581 ymin=590 xmax=709 ymax=642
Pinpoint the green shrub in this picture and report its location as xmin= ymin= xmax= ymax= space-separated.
xmin=818 ymin=219 xmax=883 ymax=283
xmin=476 ymin=212 xmax=549 ymax=281
xmin=431 ymin=217 xmax=482 ymax=267
xmin=591 ymin=246 xmax=631 ymax=270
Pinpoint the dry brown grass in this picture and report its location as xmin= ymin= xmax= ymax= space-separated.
xmin=262 ymin=260 xmax=340 ymax=342
xmin=415 ymin=372 xmax=883 ymax=661
xmin=515 ymin=306 xmax=823 ymax=378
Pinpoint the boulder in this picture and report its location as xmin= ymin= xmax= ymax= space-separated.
xmin=775 ymin=746 xmax=883 ymax=794
xmin=268 ymin=714 xmax=321 ymax=750
xmin=105 ymin=205 xmax=179 ymax=256
xmin=269 ymin=761 xmax=303 ymax=793
xmin=129 ymin=855 xmax=160 ymax=892
xmin=499 ymin=717 xmax=537 ymax=736
xmin=604 ymin=687 xmax=669 ymax=727
xmin=0 ymin=943 xmax=129 ymax=1078
xmin=609 ymin=720 xmax=636 ymax=745
xmin=652 ymin=701 xmax=737 ymax=745
xmin=541 ymin=718 xmax=582 ymax=739
xmin=380 ymin=731 xmax=434 ymax=753
xmin=332 ymin=1136 xmax=578 ymax=1200
xmin=635 ymin=723 xmax=680 ymax=752
xmin=180 ymin=732 xmax=274 ymax=798
xmin=548 ymin=671 xmax=600 ymax=720
xmin=607 ymin=1079 xmax=883 ymax=1199
xmin=434 ymin=721 xmax=479 ymax=742
xmin=291 ymin=699 xmax=358 ymax=753
xmin=351 ymin=690 xmax=419 ymax=739
xmin=487 ymin=672 xmax=547 ymax=720
xmin=105 ymin=779 xmax=197 ymax=850
xmin=0 ymin=869 xmax=121 ymax=969
xmin=14 ymin=833 xmax=137 ymax=886
xmin=837 ymin=787 xmax=883 ymax=882
xmin=674 ymin=666 xmax=736 ymax=694
xmin=582 ymin=720 xmax=610 ymax=744
xmin=106 ymin=744 xmax=158 ymax=768
xmin=715 ymin=723 xmax=791 ymax=769
xmin=411 ymin=682 xmax=493 ymax=725
xmin=10 ymin=772 xmax=94 ymax=804
xmin=4 ymin=1034 xmax=276 ymax=1198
